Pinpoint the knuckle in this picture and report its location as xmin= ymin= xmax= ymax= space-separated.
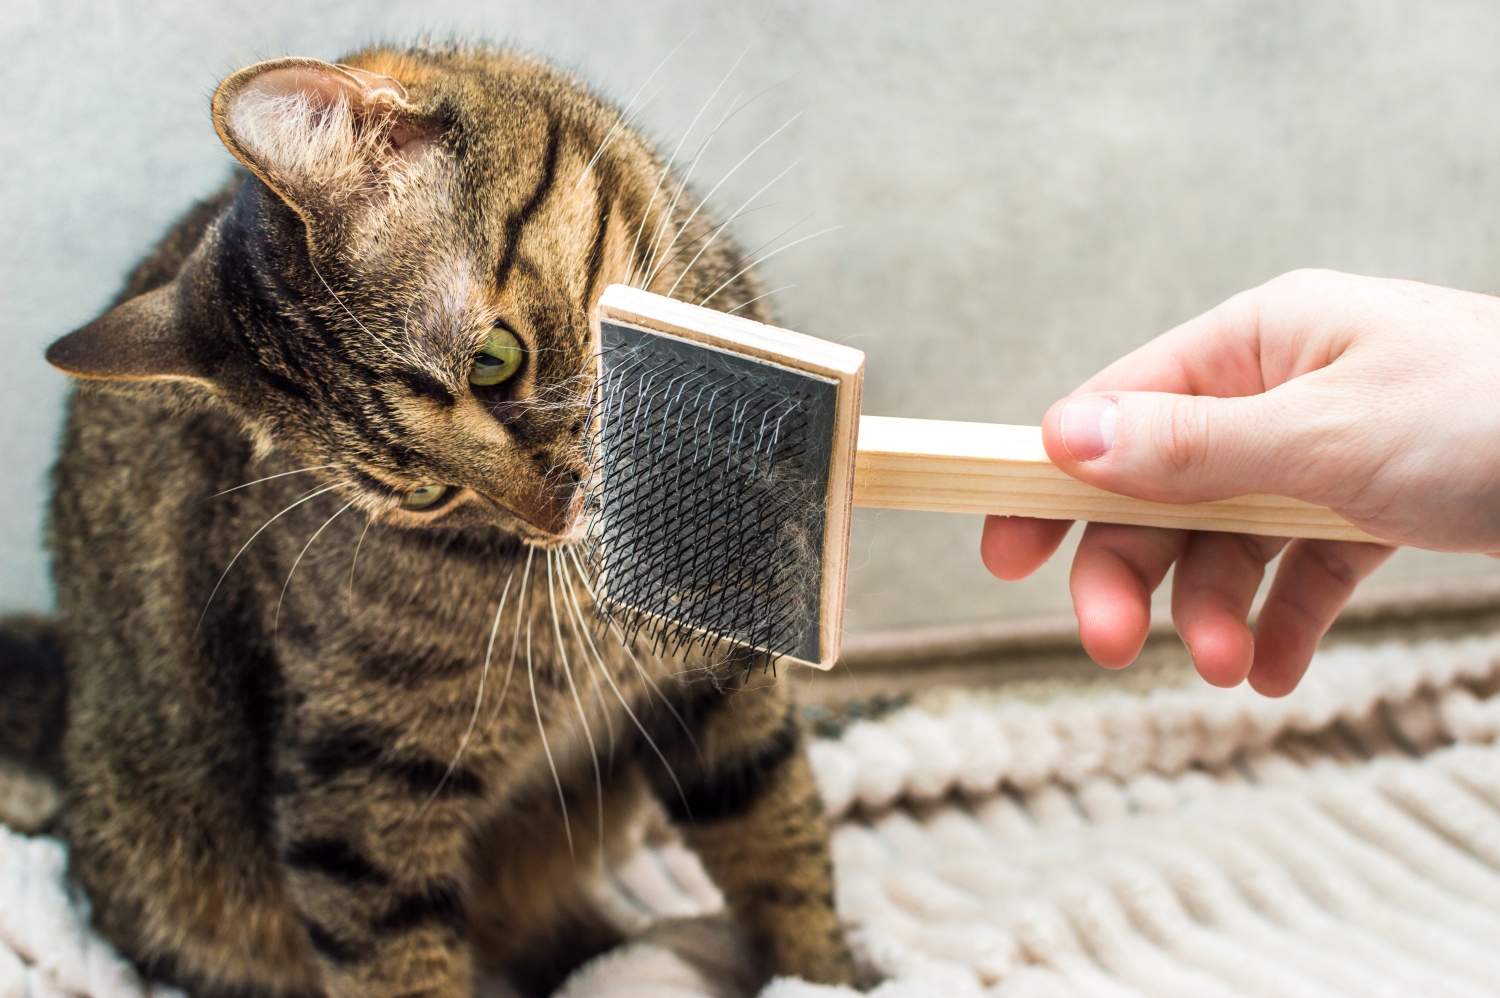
xmin=1160 ymin=402 xmax=1206 ymax=477
xmin=1300 ymin=540 xmax=1361 ymax=592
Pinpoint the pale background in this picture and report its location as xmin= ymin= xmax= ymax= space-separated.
xmin=6 ymin=0 xmax=1500 ymax=634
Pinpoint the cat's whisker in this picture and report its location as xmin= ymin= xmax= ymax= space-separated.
xmin=626 ymin=44 xmax=750 ymax=287
xmin=346 ymin=515 xmax=374 ymax=614
xmin=525 ymin=550 xmax=573 ymax=858
xmin=557 ymin=556 xmax=615 ymax=766
xmin=727 ymin=284 xmax=796 ymax=315
xmin=417 ymin=561 xmax=517 ymax=817
xmin=660 ymin=159 xmax=801 ymax=297
xmin=577 ymin=32 xmax=693 ymax=189
xmin=644 ymin=113 xmax=802 ymax=294
xmin=644 ymin=201 xmax=783 ymax=289
xmin=696 ymin=225 xmax=843 ymax=307
xmin=566 ymin=547 xmax=690 ymax=733
xmin=204 ymin=463 xmax=341 ymax=501
xmin=488 ymin=547 xmax=534 ymax=732
xmin=273 ymin=497 xmax=358 ymax=646
xmin=563 ymin=548 xmax=698 ymax=797
xmin=195 ymin=480 xmax=350 ymax=635
xmin=639 ymin=71 xmax=809 ymax=291
xmin=308 ymin=260 xmax=405 ymax=363
xmin=629 ymin=66 xmax=730 ymax=261
xmin=635 ymin=87 xmax=747 ymax=289
xmin=547 ymin=551 xmax=606 ymax=869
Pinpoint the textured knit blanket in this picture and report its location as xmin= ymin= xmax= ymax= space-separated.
xmin=6 ymin=632 xmax=1500 ymax=998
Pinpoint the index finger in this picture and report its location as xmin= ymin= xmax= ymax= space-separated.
xmin=1074 ymin=269 xmax=1361 ymax=399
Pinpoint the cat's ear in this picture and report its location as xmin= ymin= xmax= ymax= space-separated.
xmin=211 ymin=57 xmax=433 ymax=220
xmin=46 ymin=283 xmax=209 ymax=384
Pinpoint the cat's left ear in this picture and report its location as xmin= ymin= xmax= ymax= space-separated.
xmin=212 ymin=57 xmax=434 ymax=223
xmin=46 ymin=283 xmax=210 ymax=385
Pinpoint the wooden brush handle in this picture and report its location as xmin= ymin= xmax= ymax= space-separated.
xmin=852 ymin=415 xmax=1381 ymax=543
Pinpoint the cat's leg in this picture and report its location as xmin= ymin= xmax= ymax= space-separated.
xmin=273 ymin=732 xmax=488 ymax=998
xmin=465 ymin=767 xmax=638 ymax=996
xmin=641 ymin=671 xmax=856 ymax=986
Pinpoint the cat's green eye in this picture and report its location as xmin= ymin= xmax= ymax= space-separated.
xmin=401 ymin=484 xmax=448 ymax=510
xmin=470 ymin=325 xmax=523 ymax=387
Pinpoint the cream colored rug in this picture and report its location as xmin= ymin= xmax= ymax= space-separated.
xmin=6 ymin=633 xmax=1500 ymax=997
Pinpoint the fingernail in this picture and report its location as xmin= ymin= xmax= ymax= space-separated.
xmin=1061 ymin=395 xmax=1118 ymax=461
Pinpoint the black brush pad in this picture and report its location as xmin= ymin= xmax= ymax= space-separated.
xmin=584 ymin=320 xmax=837 ymax=664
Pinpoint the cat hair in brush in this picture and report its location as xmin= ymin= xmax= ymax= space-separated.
xmin=585 ymin=285 xmax=1377 ymax=670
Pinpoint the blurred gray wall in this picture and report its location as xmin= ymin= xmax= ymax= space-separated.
xmin=6 ymin=0 xmax=1500 ymax=634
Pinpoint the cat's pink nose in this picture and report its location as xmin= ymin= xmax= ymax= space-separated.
xmin=508 ymin=469 xmax=582 ymax=537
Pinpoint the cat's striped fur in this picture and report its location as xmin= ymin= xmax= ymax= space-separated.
xmin=22 ymin=45 xmax=854 ymax=997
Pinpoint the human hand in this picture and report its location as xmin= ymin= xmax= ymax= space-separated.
xmin=981 ymin=269 xmax=1500 ymax=695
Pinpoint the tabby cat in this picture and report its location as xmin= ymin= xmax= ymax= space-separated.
xmin=1 ymin=45 xmax=854 ymax=997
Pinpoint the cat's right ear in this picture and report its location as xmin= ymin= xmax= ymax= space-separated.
xmin=211 ymin=57 xmax=433 ymax=225
xmin=46 ymin=283 xmax=210 ymax=385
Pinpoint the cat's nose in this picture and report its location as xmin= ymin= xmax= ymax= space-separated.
xmin=508 ymin=466 xmax=583 ymax=537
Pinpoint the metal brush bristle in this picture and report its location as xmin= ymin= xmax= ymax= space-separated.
xmin=582 ymin=321 xmax=837 ymax=665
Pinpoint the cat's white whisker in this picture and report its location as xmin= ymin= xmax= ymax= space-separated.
xmin=308 ymin=259 xmax=406 ymax=362
xmin=205 ymin=463 xmax=341 ymax=500
xmin=565 ymin=546 xmax=690 ymax=738
xmin=661 ymin=158 xmax=802 ymax=297
xmin=645 ymin=113 xmax=802 ymax=294
xmin=635 ymin=88 xmax=746 ymax=288
xmin=626 ymin=44 xmax=750 ymax=288
xmin=577 ymin=32 xmax=693 ymax=189
xmin=526 ymin=550 xmax=573 ymax=858
xmin=547 ymin=551 xmax=606 ymax=869
xmin=195 ymin=480 xmax=350 ymax=635
xmin=562 ymin=547 xmax=695 ymax=802
xmin=488 ymin=547 xmax=534 ymax=733
xmin=696 ymin=224 xmax=842 ymax=307
xmin=274 ymin=497 xmax=358 ymax=645
xmin=346 ymin=515 xmax=373 ymax=613
xmin=417 ymin=560 xmax=517 ymax=817
xmin=727 ymin=283 xmax=796 ymax=315
xmin=557 ymin=556 xmax=616 ymax=765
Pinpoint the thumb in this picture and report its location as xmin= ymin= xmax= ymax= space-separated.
xmin=1042 ymin=390 xmax=1307 ymax=505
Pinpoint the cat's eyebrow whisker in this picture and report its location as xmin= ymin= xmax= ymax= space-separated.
xmin=635 ymin=83 xmax=747 ymax=289
xmin=524 ymin=550 xmax=572 ymax=858
xmin=641 ymin=71 xmax=806 ymax=287
xmin=626 ymin=43 xmax=750 ymax=287
xmin=645 ymin=200 xmax=783 ymax=288
xmin=205 ymin=463 xmax=341 ymax=501
xmin=273 ymin=497 xmax=358 ymax=647
xmin=696 ymin=224 xmax=843 ymax=307
xmin=308 ymin=259 xmax=406 ymax=363
xmin=577 ymin=32 xmax=693 ymax=189
xmin=660 ymin=160 xmax=801 ymax=297
xmin=727 ymin=284 xmax=797 ymax=315
xmin=195 ymin=480 xmax=350 ymax=635
xmin=627 ymin=60 xmax=732 ymax=282
xmin=547 ymin=551 xmax=606 ymax=870
xmin=418 ymin=560 xmax=517 ymax=817
xmin=644 ymin=112 xmax=802 ymax=292
xmin=628 ymin=89 xmax=746 ymax=289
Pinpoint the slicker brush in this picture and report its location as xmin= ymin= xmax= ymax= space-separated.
xmin=584 ymin=285 xmax=1378 ymax=670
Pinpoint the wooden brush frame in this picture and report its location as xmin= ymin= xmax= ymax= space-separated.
xmin=597 ymin=286 xmax=1379 ymax=670
xmin=598 ymin=285 xmax=866 ymax=670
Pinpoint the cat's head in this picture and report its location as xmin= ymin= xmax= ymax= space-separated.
xmin=47 ymin=48 xmax=763 ymax=545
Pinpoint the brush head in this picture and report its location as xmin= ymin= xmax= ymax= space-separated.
xmin=584 ymin=286 xmax=865 ymax=669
